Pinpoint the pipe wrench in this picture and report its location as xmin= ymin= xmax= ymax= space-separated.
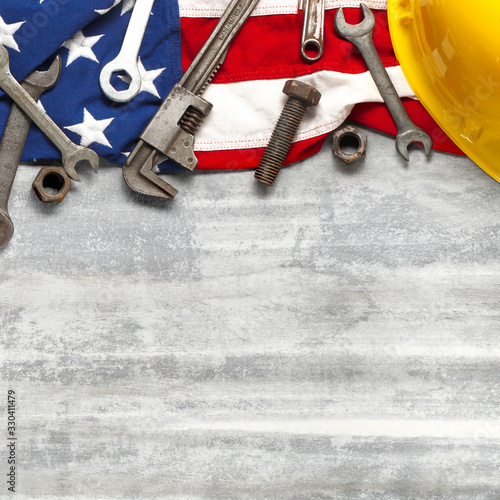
xmin=123 ymin=0 xmax=260 ymax=199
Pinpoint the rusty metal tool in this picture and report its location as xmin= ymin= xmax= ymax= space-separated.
xmin=0 ymin=56 xmax=61 ymax=249
xmin=299 ymin=0 xmax=325 ymax=63
xmin=32 ymin=166 xmax=72 ymax=204
xmin=123 ymin=0 xmax=260 ymax=199
xmin=335 ymin=4 xmax=432 ymax=160
xmin=0 ymin=44 xmax=99 ymax=181
xmin=255 ymin=80 xmax=321 ymax=186
xmin=332 ymin=125 xmax=367 ymax=165
xmin=100 ymin=0 xmax=156 ymax=102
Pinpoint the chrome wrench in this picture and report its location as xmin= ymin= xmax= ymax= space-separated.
xmin=335 ymin=4 xmax=432 ymax=160
xmin=299 ymin=0 xmax=325 ymax=63
xmin=100 ymin=0 xmax=156 ymax=103
xmin=123 ymin=0 xmax=260 ymax=199
xmin=0 ymin=57 xmax=61 ymax=249
xmin=0 ymin=45 xmax=99 ymax=182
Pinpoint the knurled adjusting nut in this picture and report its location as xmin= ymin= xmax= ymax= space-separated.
xmin=332 ymin=126 xmax=367 ymax=165
xmin=32 ymin=166 xmax=72 ymax=204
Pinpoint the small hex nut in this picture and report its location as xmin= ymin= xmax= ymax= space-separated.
xmin=32 ymin=166 xmax=72 ymax=204
xmin=283 ymin=80 xmax=321 ymax=107
xmin=332 ymin=126 xmax=367 ymax=165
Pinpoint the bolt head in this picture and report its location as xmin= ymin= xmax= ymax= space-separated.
xmin=32 ymin=166 xmax=72 ymax=204
xmin=283 ymin=80 xmax=321 ymax=106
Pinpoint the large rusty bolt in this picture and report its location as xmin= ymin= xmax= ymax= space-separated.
xmin=32 ymin=166 xmax=72 ymax=203
xmin=255 ymin=80 xmax=321 ymax=187
xmin=332 ymin=125 xmax=367 ymax=165
xmin=283 ymin=80 xmax=322 ymax=106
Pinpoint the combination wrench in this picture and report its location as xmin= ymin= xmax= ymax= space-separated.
xmin=100 ymin=0 xmax=156 ymax=103
xmin=335 ymin=4 xmax=432 ymax=160
xmin=0 ymin=57 xmax=61 ymax=249
xmin=299 ymin=0 xmax=325 ymax=63
xmin=0 ymin=45 xmax=99 ymax=182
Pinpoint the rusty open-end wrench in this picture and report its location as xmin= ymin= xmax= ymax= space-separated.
xmin=0 ymin=45 xmax=99 ymax=181
xmin=0 ymin=56 xmax=62 ymax=249
xmin=335 ymin=4 xmax=432 ymax=160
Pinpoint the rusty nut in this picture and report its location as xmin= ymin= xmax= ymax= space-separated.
xmin=32 ymin=166 xmax=72 ymax=204
xmin=332 ymin=126 xmax=367 ymax=165
xmin=283 ymin=80 xmax=321 ymax=107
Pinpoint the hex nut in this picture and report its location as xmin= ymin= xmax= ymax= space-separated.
xmin=32 ymin=166 xmax=72 ymax=203
xmin=332 ymin=126 xmax=367 ymax=165
xmin=283 ymin=80 xmax=321 ymax=107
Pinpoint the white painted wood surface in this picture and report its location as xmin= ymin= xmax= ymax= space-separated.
xmin=1 ymin=128 xmax=499 ymax=498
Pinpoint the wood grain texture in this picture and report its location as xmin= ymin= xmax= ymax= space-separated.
xmin=0 ymin=128 xmax=499 ymax=498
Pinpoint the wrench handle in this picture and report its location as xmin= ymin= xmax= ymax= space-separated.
xmin=0 ymin=80 xmax=49 ymax=248
xmin=300 ymin=0 xmax=325 ymax=63
xmin=180 ymin=0 xmax=261 ymax=95
xmin=99 ymin=0 xmax=156 ymax=102
xmin=119 ymin=0 xmax=155 ymax=59
xmin=351 ymin=35 xmax=413 ymax=131
xmin=0 ymin=70 xmax=74 ymax=156
xmin=0 ymin=83 xmax=44 ymax=214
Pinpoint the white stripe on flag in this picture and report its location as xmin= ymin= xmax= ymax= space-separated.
xmin=195 ymin=66 xmax=414 ymax=151
xmin=179 ymin=0 xmax=388 ymax=18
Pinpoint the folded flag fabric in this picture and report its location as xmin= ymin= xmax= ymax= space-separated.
xmin=179 ymin=0 xmax=465 ymax=169
xmin=0 ymin=0 xmax=463 ymax=171
xmin=0 ymin=0 xmax=182 ymax=165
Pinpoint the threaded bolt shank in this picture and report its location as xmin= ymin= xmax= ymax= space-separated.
xmin=255 ymin=80 xmax=321 ymax=186
xmin=255 ymin=99 xmax=307 ymax=186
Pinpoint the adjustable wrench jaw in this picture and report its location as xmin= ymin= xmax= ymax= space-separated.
xmin=140 ymin=85 xmax=212 ymax=170
xmin=123 ymin=84 xmax=213 ymax=199
xmin=123 ymin=141 xmax=179 ymax=199
xmin=123 ymin=0 xmax=260 ymax=199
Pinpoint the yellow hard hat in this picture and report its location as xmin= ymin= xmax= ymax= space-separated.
xmin=387 ymin=0 xmax=500 ymax=181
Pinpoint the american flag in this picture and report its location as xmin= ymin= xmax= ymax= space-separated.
xmin=0 ymin=0 xmax=463 ymax=171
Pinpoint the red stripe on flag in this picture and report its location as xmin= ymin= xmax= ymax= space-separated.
xmin=180 ymin=8 xmax=465 ymax=169
xmin=181 ymin=9 xmax=399 ymax=83
xmin=195 ymin=134 xmax=329 ymax=171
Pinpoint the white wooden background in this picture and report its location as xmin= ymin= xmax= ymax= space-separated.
xmin=1 ymin=127 xmax=499 ymax=498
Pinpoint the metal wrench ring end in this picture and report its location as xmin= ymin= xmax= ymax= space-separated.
xmin=0 ymin=212 xmax=14 ymax=249
xmin=100 ymin=60 xmax=142 ymax=103
xmin=301 ymin=39 xmax=324 ymax=63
